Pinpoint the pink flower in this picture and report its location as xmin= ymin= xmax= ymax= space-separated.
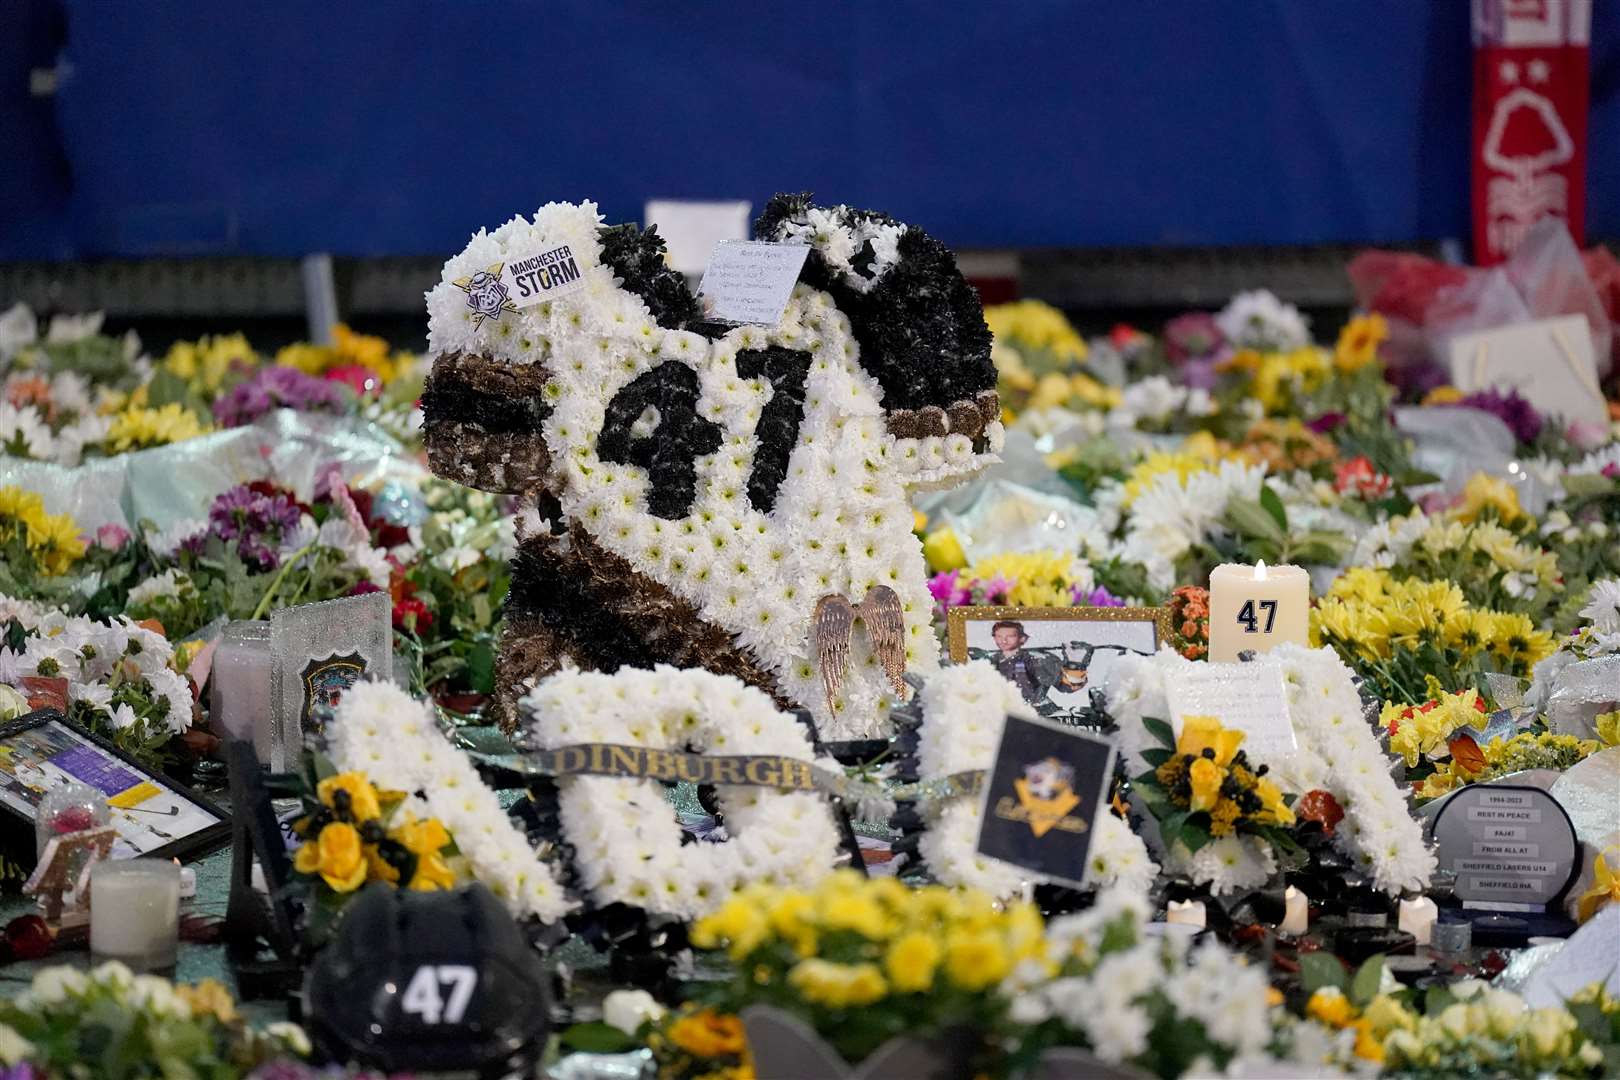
xmin=93 ymin=523 xmax=131 ymax=551
xmin=324 ymin=364 xmax=383 ymax=398
xmin=927 ymin=571 xmax=971 ymax=611
xmin=981 ymin=573 xmax=1015 ymax=605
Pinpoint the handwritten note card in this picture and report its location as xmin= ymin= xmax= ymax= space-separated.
xmin=696 ymin=241 xmax=810 ymax=326
xmin=1165 ymin=662 xmax=1297 ymax=760
xmin=1448 ymin=314 xmax=1608 ymax=428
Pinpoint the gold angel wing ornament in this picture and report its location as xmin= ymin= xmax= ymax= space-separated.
xmin=813 ymin=587 xmax=909 ymax=717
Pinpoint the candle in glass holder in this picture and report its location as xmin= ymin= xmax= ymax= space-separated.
xmin=90 ymin=859 xmax=181 ymax=972
xmin=1279 ymin=886 xmax=1309 ymax=935
xmin=1208 ymin=561 xmax=1311 ymax=662
xmin=211 ymin=621 xmax=274 ymax=763
xmin=1397 ymin=895 xmax=1438 ymax=946
xmin=1165 ymin=899 xmax=1206 ymax=928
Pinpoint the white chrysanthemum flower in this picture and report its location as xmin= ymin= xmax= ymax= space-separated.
xmin=1578 ymin=578 xmax=1620 ymax=634
xmin=126 ymin=569 xmax=189 ymax=607
xmin=1215 ymin=288 xmax=1311 ymax=351
xmin=0 ymin=402 xmax=55 ymax=460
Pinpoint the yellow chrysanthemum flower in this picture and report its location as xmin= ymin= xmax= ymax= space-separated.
xmin=960 ymin=551 xmax=1086 ymax=607
xmin=1334 ymin=312 xmax=1389 ymax=372
xmin=163 ymin=333 xmax=258 ymax=393
xmin=1122 ymin=451 xmax=1214 ymax=506
xmin=1454 ymin=472 xmax=1524 ymax=525
xmin=105 ymin=403 xmax=209 ymax=453
xmin=984 ymin=300 xmax=1088 ymax=365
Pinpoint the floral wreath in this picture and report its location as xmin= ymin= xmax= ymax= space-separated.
xmin=325 ymin=680 xmax=572 ymax=923
xmin=423 ymin=197 xmax=1003 ymax=739
xmin=891 ymin=661 xmax=1157 ymax=899
xmin=1108 ymin=644 xmax=1433 ymax=895
xmin=517 ymin=666 xmax=844 ymax=921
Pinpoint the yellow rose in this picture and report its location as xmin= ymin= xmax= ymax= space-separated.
xmin=1252 ymin=776 xmax=1295 ymax=826
xmin=1176 ymin=715 xmax=1244 ymax=768
xmin=317 ymin=772 xmax=383 ymax=822
xmin=294 ymin=822 xmax=368 ymax=892
xmin=1187 ymin=757 xmax=1224 ymax=813
xmin=922 ymin=528 xmax=967 ymax=573
xmin=884 ymin=932 xmax=942 ymax=993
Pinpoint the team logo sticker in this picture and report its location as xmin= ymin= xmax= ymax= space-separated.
xmin=300 ymin=652 xmax=368 ymax=727
xmin=976 ymin=713 xmax=1116 ymax=888
xmin=453 ymin=264 xmax=516 ymax=328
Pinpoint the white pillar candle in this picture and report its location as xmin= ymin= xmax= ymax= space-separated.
xmin=1208 ymin=561 xmax=1311 ymax=662
xmin=1165 ymin=899 xmax=1207 ymax=928
xmin=211 ymin=621 xmax=275 ymax=763
xmin=1397 ymin=896 xmax=1438 ymax=946
xmin=90 ymin=859 xmax=181 ymax=971
xmin=1279 ymin=886 xmax=1309 ymax=935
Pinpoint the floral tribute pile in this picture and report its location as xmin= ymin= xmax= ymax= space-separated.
xmin=1 ymin=222 xmax=1619 ymax=1079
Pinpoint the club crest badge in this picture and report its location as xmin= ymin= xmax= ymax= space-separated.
xmin=976 ymin=713 xmax=1117 ymax=888
xmin=300 ymin=652 xmax=367 ymax=727
xmin=453 ymin=264 xmax=516 ymax=327
xmin=1007 ymin=757 xmax=1083 ymax=838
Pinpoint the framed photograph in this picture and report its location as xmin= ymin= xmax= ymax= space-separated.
xmin=0 ymin=709 xmax=230 ymax=863
xmin=947 ymin=606 xmax=1170 ymax=723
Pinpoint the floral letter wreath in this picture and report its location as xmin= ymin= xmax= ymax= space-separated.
xmin=327 ymin=680 xmax=573 ymax=924
xmin=420 ymin=195 xmax=1002 ymax=740
xmin=1107 ymin=644 xmax=1434 ymax=896
xmin=519 ymin=665 xmax=844 ymax=921
xmin=892 ymin=661 xmax=1157 ymax=900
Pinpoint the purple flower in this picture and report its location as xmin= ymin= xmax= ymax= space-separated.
xmin=1604 ymin=462 xmax=1619 ymax=479
xmin=1307 ymin=411 xmax=1346 ymax=434
xmin=1446 ymin=387 xmax=1544 ymax=445
xmin=1164 ymin=312 xmax=1225 ymax=364
xmin=214 ymin=365 xmax=350 ymax=427
xmin=207 ymin=484 xmax=304 ymax=570
xmin=0 ymin=1063 xmax=38 ymax=1080
xmin=927 ymin=570 xmax=971 ymax=611
xmin=1073 ymin=584 xmax=1124 ymax=607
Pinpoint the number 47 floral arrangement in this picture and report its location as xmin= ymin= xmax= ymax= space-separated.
xmin=1132 ymin=714 xmax=1299 ymax=859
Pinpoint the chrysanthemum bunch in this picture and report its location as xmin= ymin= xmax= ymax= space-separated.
xmin=0 ymin=608 xmax=194 ymax=759
xmin=1378 ymin=686 xmax=1490 ymax=769
xmin=1352 ymin=509 xmax=1561 ymax=620
xmin=1413 ymin=730 xmax=1604 ymax=801
xmin=103 ymin=402 xmax=210 ymax=453
xmin=0 ymin=962 xmax=308 ymax=1078
xmin=1010 ymin=889 xmax=1280 ymax=1077
xmin=1367 ymin=978 xmax=1607 ymax=1078
xmin=690 ymin=870 xmax=1044 ymax=1067
xmin=925 ymin=549 xmax=1123 ymax=615
xmin=1311 ymin=567 xmax=1556 ymax=704
xmin=0 ymin=485 xmax=86 ymax=577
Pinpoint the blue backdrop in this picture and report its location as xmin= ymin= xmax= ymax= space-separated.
xmin=2 ymin=2 xmax=1617 ymax=261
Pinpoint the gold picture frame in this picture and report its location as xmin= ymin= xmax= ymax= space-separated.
xmin=947 ymin=606 xmax=1170 ymax=718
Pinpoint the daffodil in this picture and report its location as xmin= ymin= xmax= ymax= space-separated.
xmin=1576 ymin=847 xmax=1620 ymax=923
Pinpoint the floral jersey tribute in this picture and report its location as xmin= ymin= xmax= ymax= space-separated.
xmin=422 ymin=195 xmax=1001 ymax=738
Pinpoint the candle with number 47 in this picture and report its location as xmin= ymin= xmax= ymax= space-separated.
xmin=1207 ymin=561 xmax=1310 ymax=662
